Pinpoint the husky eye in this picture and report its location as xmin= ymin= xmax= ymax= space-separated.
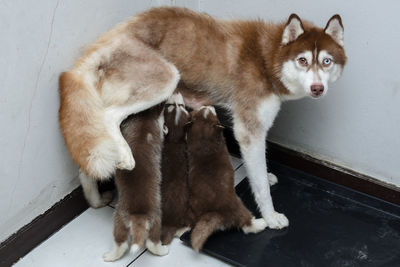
xmin=323 ymin=58 xmax=332 ymax=66
xmin=297 ymin=57 xmax=308 ymax=67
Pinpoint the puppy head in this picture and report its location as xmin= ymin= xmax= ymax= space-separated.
xmin=186 ymin=106 xmax=224 ymax=143
xmin=164 ymin=93 xmax=190 ymax=142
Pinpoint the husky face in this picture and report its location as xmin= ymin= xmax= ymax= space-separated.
xmin=279 ymin=14 xmax=347 ymax=99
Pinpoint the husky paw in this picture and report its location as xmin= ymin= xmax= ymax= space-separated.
xmin=264 ymin=212 xmax=289 ymax=229
xmin=117 ymin=146 xmax=135 ymax=170
xmin=267 ymin=172 xmax=278 ymax=186
xmin=242 ymin=217 xmax=267 ymax=234
xmin=146 ymin=240 xmax=169 ymax=256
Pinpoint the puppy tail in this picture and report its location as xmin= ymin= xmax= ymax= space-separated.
xmin=191 ymin=212 xmax=223 ymax=251
xmin=59 ymin=71 xmax=118 ymax=179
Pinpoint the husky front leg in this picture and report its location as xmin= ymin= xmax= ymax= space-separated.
xmin=233 ymin=95 xmax=288 ymax=229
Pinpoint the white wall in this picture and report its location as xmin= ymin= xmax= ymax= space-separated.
xmin=199 ymin=0 xmax=400 ymax=187
xmin=0 ymin=0 xmax=200 ymax=244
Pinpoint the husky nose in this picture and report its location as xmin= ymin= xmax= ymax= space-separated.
xmin=311 ymin=84 xmax=324 ymax=97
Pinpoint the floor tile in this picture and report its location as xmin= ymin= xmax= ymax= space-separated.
xmin=229 ymin=155 xmax=242 ymax=170
xmin=15 ymin=207 xmax=143 ymax=267
xmin=131 ymin=239 xmax=230 ymax=267
xmin=234 ymin=164 xmax=247 ymax=186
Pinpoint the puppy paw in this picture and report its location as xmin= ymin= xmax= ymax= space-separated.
xmin=103 ymin=251 xmax=117 ymax=262
xmin=130 ymin=244 xmax=140 ymax=254
xmin=267 ymin=172 xmax=278 ymax=186
xmin=103 ymin=242 xmax=128 ymax=262
xmin=242 ymin=217 xmax=267 ymax=234
xmin=264 ymin=212 xmax=289 ymax=229
xmin=146 ymin=240 xmax=169 ymax=256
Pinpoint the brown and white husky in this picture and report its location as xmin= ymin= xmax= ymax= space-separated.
xmin=187 ymin=106 xmax=267 ymax=251
xmin=59 ymin=7 xmax=347 ymax=228
xmin=160 ymin=93 xmax=191 ymax=245
xmin=103 ymin=103 xmax=168 ymax=262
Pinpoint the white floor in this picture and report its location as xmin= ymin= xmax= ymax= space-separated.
xmin=15 ymin=156 xmax=247 ymax=267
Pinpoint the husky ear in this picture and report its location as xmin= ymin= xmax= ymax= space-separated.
xmin=324 ymin=14 xmax=344 ymax=46
xmin=282 ymin=14 xmax=305 ymax=45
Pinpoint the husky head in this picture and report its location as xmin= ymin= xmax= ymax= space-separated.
xmin=278 ymin=14 xmax=347 ymax=99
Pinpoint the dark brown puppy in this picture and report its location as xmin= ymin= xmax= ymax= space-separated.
xmin=160 ymin=93 xmax=191 ymax=245
xmin=103 ymin=103 xmax=168 ymax=262
xmin=187 ymin=106 xmax=267 ymax=251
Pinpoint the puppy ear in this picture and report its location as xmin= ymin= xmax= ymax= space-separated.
xmin=324 ymin=14 xmax=344 ymax=46
xmin=282 ymin=14 xmax=304 ymax=45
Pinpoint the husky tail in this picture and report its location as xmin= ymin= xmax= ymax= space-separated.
xmin=59 ymin=71 xmax=118 ymax=179
xmin=191 ymin=212 xmax=224 ymax=251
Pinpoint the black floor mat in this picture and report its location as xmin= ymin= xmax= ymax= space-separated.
xmin=181 ymin=161 xmax=400 ymax=267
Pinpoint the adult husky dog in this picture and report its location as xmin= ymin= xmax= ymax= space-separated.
xmin=59 ymin=7 xmax=346 ymax=228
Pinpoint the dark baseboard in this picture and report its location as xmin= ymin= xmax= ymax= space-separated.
xmin=1 ymin=129 xmax=398 ymax=266
xmin=0 ymin=187 xmax=88 ymax=266
xmin=223 ymin=128 xmax=400 ymax=206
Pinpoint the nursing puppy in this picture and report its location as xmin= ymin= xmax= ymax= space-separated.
xmin=160 ymin=93 xmax=191 ymax=245
xmin=187 ymin=106 xmax=267 ymax=251
xmin=103 ymin=104 xmax=168 ymax=262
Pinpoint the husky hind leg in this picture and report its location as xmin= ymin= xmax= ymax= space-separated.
xmin=60 ymin=40 xmax=179 ymax=179
xmin=101 ymin=42 xmax=180 ymax=172
xmin=79 ymin=169 xmax=113 ymax=208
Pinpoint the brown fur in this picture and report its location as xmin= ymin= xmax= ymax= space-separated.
xmin=160 ymin=99 xmax=191 ymax=245
xmin=111 ymin=103 xmax=164 ymax=256
xmin=59 ymin=7 xmax=346 ymax=178
xmin=59 ymin=7 xmax=346 ymax=227
xmin=186 ymin=107 xmax=254 ymax=251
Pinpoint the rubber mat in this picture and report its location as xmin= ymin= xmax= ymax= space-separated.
xmin=181 ymin=161 xmax=400 ymax=267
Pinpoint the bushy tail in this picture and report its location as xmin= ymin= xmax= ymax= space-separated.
xmin=59 ymin=71 xmax=118 ymax=179
xmin=191 ymin=212 xmax=224 ymax=251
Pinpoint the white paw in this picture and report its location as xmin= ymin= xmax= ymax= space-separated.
xmin=117 ymin=146 xmax=135 ymax=170
xmin=146 ymin=240 xmax=169 ymax=256
xmin=103 ymin=241 xmax=128 ymax=262
xmin=264 ymin=211 xmax=289 ymax=229
xmin=242 ymin=217 xmax=267 ymax=234
xmin=130 ymin=244 xmax=140 ymax=254
xmin=267 ymin=172 xmax=278 ymax=186
xmin=103 ymin=251 xmax=119 ymax=262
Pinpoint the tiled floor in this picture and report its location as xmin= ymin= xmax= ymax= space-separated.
xmin=15 ymin=156 xmax=246 ymax=267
